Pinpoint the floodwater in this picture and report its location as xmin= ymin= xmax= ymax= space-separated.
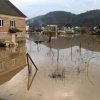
xmin=0 ymin=34 xmax=100 ymax=100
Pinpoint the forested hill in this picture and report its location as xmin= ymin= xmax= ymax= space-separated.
xmin=27 ymin=10 xmax=100 ymax=28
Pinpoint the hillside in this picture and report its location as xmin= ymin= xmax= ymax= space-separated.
xmin=27 ymin=10 xmax=100 ymax=29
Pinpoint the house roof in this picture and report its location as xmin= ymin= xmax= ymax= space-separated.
xmin=0 ymin=0 xmax=26 ymax=18
xmin=65 ymin=24 xmax=73 ymax=27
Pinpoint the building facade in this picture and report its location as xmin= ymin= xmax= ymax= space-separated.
xmin=0 ymin=0 xmax=26 ymax=44
xmin=43 ymin=25 xmax=58 ymax=37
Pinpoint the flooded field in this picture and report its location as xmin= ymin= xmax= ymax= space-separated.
xmin=0 ymin=35 xmax=100 ymax=100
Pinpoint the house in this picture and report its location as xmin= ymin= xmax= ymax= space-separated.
xmin=43 ymin=25 xmax=58 ymax=37
xmin=0 ymin=0 xmax=26 ymax=45
xmin=92 ymin=25 xmax=100 ymax=35
xmin=64 ymin=24 xmax=74 ymax=34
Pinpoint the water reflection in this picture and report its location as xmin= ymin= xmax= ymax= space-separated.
xmin=27 ymin=70 xmax=37 ymax=90
xmin=49 ymin=49 xmax=66 ymax=80
xmin=0 ymin=35 xmax=100 ymax=100
xmin=0 ymin=44 xmax=26 ymax=85
xmin=27 ymin=35 xmax=100 ymax=84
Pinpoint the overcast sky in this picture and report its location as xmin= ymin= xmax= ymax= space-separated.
xmin=9 ymin=0 xmax=100 ymax=19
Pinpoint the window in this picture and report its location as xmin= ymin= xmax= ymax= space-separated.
xmin=0 ymin=19 xmax=3 ymax=27
xmin=10 ymin=20 xmax=16 ymax=27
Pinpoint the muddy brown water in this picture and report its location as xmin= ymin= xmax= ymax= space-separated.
xmin=0 ymin=35 xmax=100 ymax=100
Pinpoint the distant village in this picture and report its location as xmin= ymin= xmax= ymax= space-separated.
xmin=26 ymin=23 xmax=100 ymax=37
